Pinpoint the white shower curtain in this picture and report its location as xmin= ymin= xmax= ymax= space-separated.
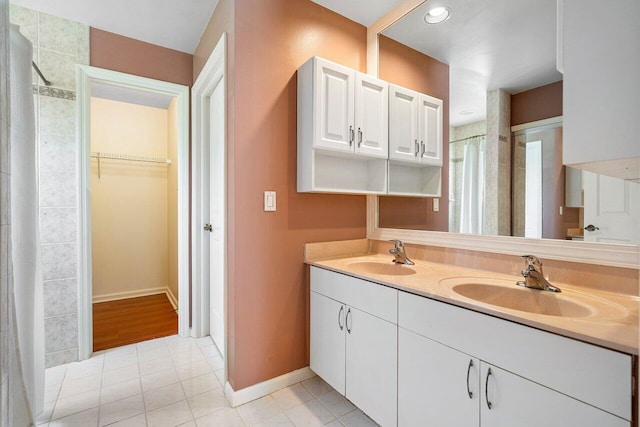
xmin=459 ymin=136 xmax=486 ymax=234
xmin=9 ymin=24 xmax=45 ymax=421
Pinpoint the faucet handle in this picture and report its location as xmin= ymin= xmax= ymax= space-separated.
xmin=521 ymin=254 xmax=542 ymax=270
xmin=388 ymin=239 xmax=404 ymax=250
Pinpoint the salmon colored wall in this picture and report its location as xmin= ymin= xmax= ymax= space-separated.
xmin=90 ymin=98 xmax=170 ymax=298
xmin=511 ymin=81 xmax=563 ymax=126
xmin=195 ymin=0 xmax=368 ymax=391
xmin=377 ymin=35 xmax=450 ymax=231
xmin=90 ymin=28 xmax=193 ymax=87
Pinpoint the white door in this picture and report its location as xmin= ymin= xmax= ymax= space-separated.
xmin=314 ymin=58 xmax=354 ymax=153
xmin=345 ymin=307 xmax=397 ymax=427
xmin=310 ymin=291 xmax=346 ymax=394
xmin=418 ymin=93 xmax=443 ymax=166
xmin=481 ymin=363 xmax=629 ymax=427
xmin=355 ymin=73 xmax=388 ymax=158
xmin=389 ymin=84 xmax=420 ymax=163
xmin=398 ymin=328 xmax=479 ymax=427
xmin=209 ymin=80 xmax=226 ymax=355
xmin=583 ymin=171 xmax=640 ymax=244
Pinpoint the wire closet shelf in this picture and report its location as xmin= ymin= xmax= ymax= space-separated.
xmin=91 ymin=152 xmax=172 ymax=179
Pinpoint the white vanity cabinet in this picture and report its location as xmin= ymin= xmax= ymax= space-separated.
xmin=398 ymin=328 xmax=480 ymax=426
xmin=398 ymin=291 xmax=632 ymax=427
xmin=297 ymin=57 xmax=388 ymax=194
xmin=388 ymin=84 xmax=443 ymax=196
xmin=310 ymin=267 xmax=398 ymax=427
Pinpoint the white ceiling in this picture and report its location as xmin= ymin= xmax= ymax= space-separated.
xmin=309 ymin=0 xmax=402 ymax=26
xmin=314 ymin=0 xmax=562 ymax=127
xmin=15 ymin=0 xmax=561 ymax=126
xmin=10 ymin=0 xmax=219 ymax=54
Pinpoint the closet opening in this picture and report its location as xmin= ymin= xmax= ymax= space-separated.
xmin=90 ymin=84 xmax=179 ymax=351
xmin=77 ymin=66 xmax=190 ymax=358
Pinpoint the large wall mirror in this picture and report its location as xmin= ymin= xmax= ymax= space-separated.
xmin=368 ymin=0 xmax=639 ymax=267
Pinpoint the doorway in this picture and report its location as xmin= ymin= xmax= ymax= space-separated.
xmin=77 ymin=66 xmax=190 ymax=359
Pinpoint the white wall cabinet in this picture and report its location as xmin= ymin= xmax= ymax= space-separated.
xmin=559 ymin=0 xmax=640 ymax=180
xmin=388 ymin=84 xmax=443 ymax=196
xmin=310 ymin=267 xmax=398 ymax=427
xmin=298 ymin=57 xmax=388 ymax=194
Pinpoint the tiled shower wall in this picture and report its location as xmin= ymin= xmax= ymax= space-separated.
xmin=9 ymin=5 xmax=89 ymax=367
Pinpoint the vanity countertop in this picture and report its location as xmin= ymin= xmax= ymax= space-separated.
xmin=307 ymin=252 xmax=639 ymax=355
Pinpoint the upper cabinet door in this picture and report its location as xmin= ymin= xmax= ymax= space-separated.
xmin=355 ymin=73 xmax=388 ymax=158
xmin=418 ymin=94 xmax=443 ymax=166
xmin=389 ymin=84 xmax=419 ymax=163
xmin=313 ymin=58 xmax=355 ymax=153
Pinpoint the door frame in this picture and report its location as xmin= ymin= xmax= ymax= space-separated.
xmin=191 ymin=33 xmax=227 ymax=354
xmin=77 ymin=65 xmax=190 ymax=360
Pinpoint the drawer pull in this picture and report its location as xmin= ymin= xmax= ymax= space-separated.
xmin=346 ymin=308 xmax=352 ymax=334
xmin=485 ymin=367 xmax=493 ymax=409
xmin=338 ymin=305 xmax=344 ymax=331
xmin=466 ymin=359 xmax=474 ymax=399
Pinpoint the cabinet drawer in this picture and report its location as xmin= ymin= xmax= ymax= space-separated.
xmin=399 ymin=291 xmax=632 ymax=420
xmin=311 ymin=266 xmax=397 ymax=323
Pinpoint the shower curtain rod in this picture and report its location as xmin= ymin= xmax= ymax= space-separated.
xmin=449 ymin=133 xmax=486 ymax=144
xmin=31 ymin=61 xmax=51 ymax=86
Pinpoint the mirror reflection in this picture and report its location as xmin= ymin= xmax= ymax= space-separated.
xmin=377 ymin=0 xmax=640 ymax=244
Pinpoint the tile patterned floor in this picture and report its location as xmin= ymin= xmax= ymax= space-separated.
xmin=37 ymin=335 xmax=378 ymax=426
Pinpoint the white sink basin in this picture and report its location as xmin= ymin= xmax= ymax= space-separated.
xmin=347 ymin=261 xmax=417 ymax=276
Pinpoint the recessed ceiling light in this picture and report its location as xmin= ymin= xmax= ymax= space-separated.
xmin=424 ymin=6 xmax=451 ymax=24
xmin=459 ymin=110 xmax=474 ymax=116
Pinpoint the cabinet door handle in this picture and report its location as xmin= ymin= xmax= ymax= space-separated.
xmin=345 ymin=308 xmax=352 ymax=334
xmin=485 ymin=367 xmax=493 ymax=409
xmin=421 ymin=140 xmax=425 ymax=157
xmin=349 ymin=126 xmax=354 ymax=146
xmin=357 ymin=127 xmax=363 ymax=147
xmin=466 ymin=359 xmax=474 ymax=399
xmin=338 ymin=305 xmax=344 ymax=331
xmin=414 ymin=139 xmax=419 ymax=157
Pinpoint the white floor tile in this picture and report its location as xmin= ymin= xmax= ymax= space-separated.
xmin=48 ymin=407 xmax=99 ymax=427
xmin=65 ymin=359 xmax=104 ymax=381
xmin=284 ymin=400 xmax=335 ymax=427
xmin=272 ymin=384 xmax=314 ymax=411
xmin=338 ymin=409 xmax=378 ymax=426
xmin=141 ymin=367 xmax=180 ymax=392
xmin=102 ymin=363 xmax=140 ymax=388
xmin=51 ymin=389 xmax=100 ymax=420
xmin=317 ymin=390 xmax=355 ymax=418
xmin=195 ymin=407 xmax=245 ymax=427
xmin=195 ymin=337 xmax=214 ymax=347
xmin=138 ymin=346 xmax=171 ymax=363
xmin=146 ymin=400 xmax=194 ymax=427
xmin=107 ymin=413 xmax=147 ymax=426
xmin=181 ymin=372 xmax=221 ymax=398
xmin=237 ymin=395 xmax=283 ymax=425
xmin=252 ymin=412 xmax=295 ymax=427
xmin=143 ymin=382 xmax=186 ymax=411
xmin=175 ymin=360 xmax=212 ymax=381
xmin=58 ymin=373 xmax=102 ymax=400
xmin=214 ymin=368 xmax=225 ymax=385
xmin=300 ymin=377 xmax=333 ymax=398
xmin=100 ymin=378 xmax=142 ymax=405
xmin=187 ymin=388 xmax=230 ymax=419
xmin=139 ymin=356 xmax=175 ymax=377
xmin=206 ymin=355 xmax=225 ymax=371
xmin=98 ymin=394 xmax=144 ymax=426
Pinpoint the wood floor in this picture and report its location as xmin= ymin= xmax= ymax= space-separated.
xmin=93 ymin=294 xmax=178 ymax=351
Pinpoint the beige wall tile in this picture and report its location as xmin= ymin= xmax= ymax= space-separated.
xmin=38 ymin=12 xmax=75 ymax=54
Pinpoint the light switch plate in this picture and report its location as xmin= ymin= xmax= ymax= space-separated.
xmin=264 ymin=191 xmax=276 ymax=212
xmin=433 ymin=198 xmax=440 ymax=212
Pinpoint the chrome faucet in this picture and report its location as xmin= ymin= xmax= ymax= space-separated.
xmin=389 ymin=240 xmax=414 ymax=265
xmin=517 ymin=255 xmax=561 ymax=293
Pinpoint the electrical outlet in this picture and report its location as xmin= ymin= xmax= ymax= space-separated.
xmin=433 ymin=198 xmax=440 ymax=212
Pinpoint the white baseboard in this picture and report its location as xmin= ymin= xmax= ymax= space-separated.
xmin=93 ymin=287 xmax=170 ymax=304
xmin=224 ymin=367 xmax=315 ymax=407
xmin=165 ymin=287 xmax=178 ymax=311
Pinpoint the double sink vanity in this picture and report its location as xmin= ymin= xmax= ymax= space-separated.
xmin=305 ymin=239 xmax=638 ymax=427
